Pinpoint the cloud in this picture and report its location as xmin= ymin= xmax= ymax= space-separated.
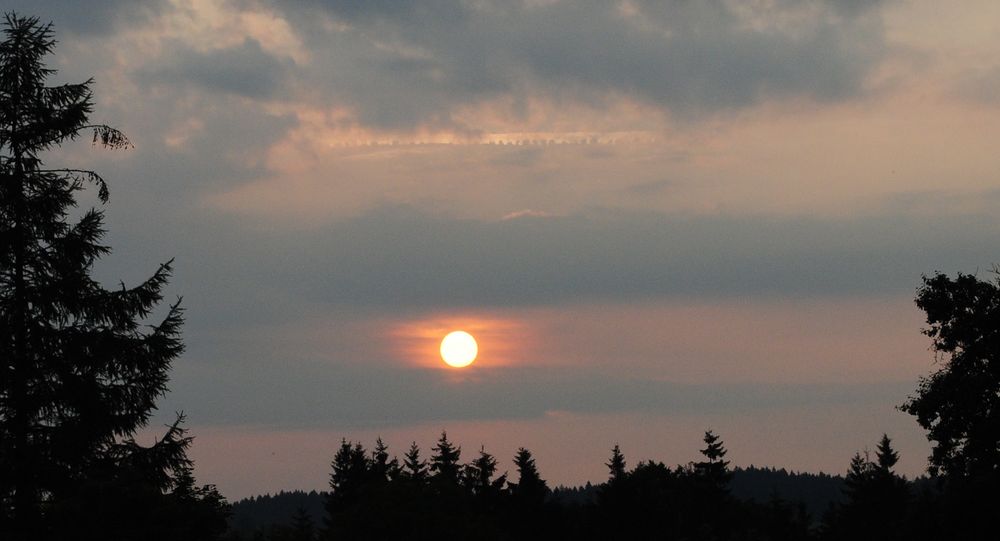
xmin=241 ymin=205 xmax=997 ymax=310
xmin=162 ymin=357 xmax=916 ymax=428
xmin=4 ymin=0 xmax=168 ymax=35
xmin=136 ymin=37 xmax=295 ymax=99
xmin=269 ymin=0 xmax=887 ymax=128
xmin=954 ymin=64 xmax=1000 ymax=106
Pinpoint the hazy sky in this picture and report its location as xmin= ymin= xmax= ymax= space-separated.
xmin=16 ymin=0 xmax=1000 ymax=497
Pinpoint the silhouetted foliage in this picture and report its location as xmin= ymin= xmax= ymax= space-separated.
xmin=402 ymin=441 xmax=428 ymax=481
xmin=821 ymin=435 xmax=909 ymax=541
xmin=0 ymin=13 xmax=226 ymax=541
xmin=696 ymin=429 xmax=733 ymax=491
xmin=900 ymin=271 xmax=1000 ymax=479
xmin=429 ymin=431 xmax=462 ymax=487
xmin=895 ymin=270 xmax=1000 ymax=539
xmin=510 ymin=447 xmax=549 ymax=507
xmin=228 ymin=491 xmax=325 ymax=539
xmin=465 ymin=446 xmax=507 ymax=499
xmin=730 ymin=466 xmax=844 ymax=522
xmin=606 ymin=444 xmax=626 ymax=482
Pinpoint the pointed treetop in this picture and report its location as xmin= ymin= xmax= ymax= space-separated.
xmin=701 ymin=430 xmax=728 ymax=463
xmin=430 ymin=430 xmax=462 ymax=483
xmin=403 ymin=441 xmax=427 ymax=480
xmin=875 ymin=434 xmax=900 ymax=472
xmin=606 ymin=444 xmax=627 ymax=481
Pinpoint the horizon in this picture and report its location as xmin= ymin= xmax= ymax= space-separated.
xmin=10 ymin=0 xmax=1000 ymax=500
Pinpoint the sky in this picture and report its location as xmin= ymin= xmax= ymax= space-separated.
xmin=14 ymin=0 xmax=1000 ymax=498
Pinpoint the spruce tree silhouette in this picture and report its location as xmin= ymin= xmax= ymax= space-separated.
xmin=606 ymin=444 xmax=626 ymax=482
xmin=325 ymin=440 xmax=368 ymax=513
xmin=821 ymin=436 xmax=909 ymax=541
xmin=429 ymin=431 xmax=462 ymax=487
xmin=371 ymin=437 xmax=399 ymax=482
xmin=0 ymin=13 xmax=225 ymax=541
xmin=290 ymin=506 xmax=316 ymax=541
xmin=465 ymin=446 xmax=506 ymax=498
xmin=402 ymin=441 xmax=428 ymax=481
xmin=511 ymin=447 xmax=549 ymax=507
xmin=695 ymin=429 xmax=732 ymax=490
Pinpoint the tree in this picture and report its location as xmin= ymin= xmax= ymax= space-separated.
xmin=875 ymin=433 xmax=900 ymax=473
xmin=289 ymin=506 xmax=316 ymax=541
xmin=822 ymin=438 xmax=909 ymax=541
xmin=0 ymin=14 xmax=224 ymax=540
xmin=900 ymin=271 xmax=1000 ymax=479
xmin=429 ymin=431 xmax=462 ymax=486
xmin=401 ymin=441 xmax=428 ymax=482
xmin=510 ymin=447 xmax=549 ymax=506
xmin=606 ymin=444 xmax=626 ymax=482
xmin=464 ymin=446 xmax=506 ymax=497
xmin=695 ymin=430 xmax=732 ymax=490
xmin=370 ymin=437 xmax=398 ymax=482
xmin=326 ymin=440 xmax=368 ymax=507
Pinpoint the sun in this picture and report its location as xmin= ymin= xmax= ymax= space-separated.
xmin=440 ymin=330 xmax=478 ymax=368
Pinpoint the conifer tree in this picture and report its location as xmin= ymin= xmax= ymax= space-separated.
xmin=429 ymin=431 xmax=462 ymax=485
xmin=511 ymin=447 xmax=549 ymax=506
xmin=875 ymin=433 xmax=899 ymax=473
xmin=0 ymin=13 xmax=224 ymax=540
xmin=824 ymin=440 xmax=909 ymax=541
xmin=402 ymin=441 xmax=427 ymax=481
xmin=327 ymin=440 xmax=368 ymax=504
xmin=465 ymin=446 xmax=506 ymax=496
xmin=290 ymin=506 xmax=316 ymax=541
xmin=695 ymin=430 xmax=732 ymax=490
xmin=606 ymin=444 xmax=627 ymax=482
xmin=370 ymin=437 xmax=398 ymax=482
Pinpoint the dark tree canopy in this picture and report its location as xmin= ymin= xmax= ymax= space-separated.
xmin=900 ymin=271 xmax=1000 ymax=478
xmin=0 ymin=13 xmax=225 ymax=540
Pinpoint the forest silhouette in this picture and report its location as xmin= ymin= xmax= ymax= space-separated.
xmin=2 ymin=12 xmax=1000 ymax=541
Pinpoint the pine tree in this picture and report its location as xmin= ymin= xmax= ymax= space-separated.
xmin=327 ymin=440 xmax=368 ymax=503
xmin=465 ymin=446 xmax=506 ymax=496
xmin=370 ymin=437 xmax=398 ymax=482
xmin=875 ymin=433 xmax=900 ymax=473
xmin=401 ymin=441 xmax=427 ymax=482
xmin=290 ymin=506 xmax=316 ymax=541
xmin=0 ymin=14 xmax=222 ymax=540
xmin=429 ymin=431 xmax=462 ymax=485
xmin=695 ymin=430 xmax=732 ymax=490
xmin=606 ymin=444 xmax=627 ymax=482
xmin=511 ymin=447 xmax=549 ymax=506
xmin=824 ymin=440 xmax=909 ymax=541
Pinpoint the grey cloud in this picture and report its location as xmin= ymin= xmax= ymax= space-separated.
xmin=954 ymin=64 xmax=1000 ymax=106
xmin=136 ymin=38 xmax=295 ymax=99
xmin=4 ymin=1 xmax=168 ymax=35
xmin=159 ymin=358 xmax=914 ymax=428
xmin=95 ymin=200 xmax=1000 ymax=343
xmin=274 ymin=0 xmax=886 ymax=128
xmin=256 ymin=206 xmax=998 ymax=310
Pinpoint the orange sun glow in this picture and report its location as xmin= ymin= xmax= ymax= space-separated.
xmin=440 ymin=331 xmax=478 ymax=368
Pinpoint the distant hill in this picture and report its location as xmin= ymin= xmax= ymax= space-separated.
xmin=729 ymin=466 xmax=845 ymax=521
xmin=228 ymin=468 xmax=848 ymax=536
xmin=229 ymin=490 xmax=326 ymax=535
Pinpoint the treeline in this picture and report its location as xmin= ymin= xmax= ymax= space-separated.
xmin=229 ymin=466 xmax=847 ymax=539
xmin=222 ymin=430 xmax=981 ymax=541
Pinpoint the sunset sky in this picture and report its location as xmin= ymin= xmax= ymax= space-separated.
xmin=16 ymin=0 xmax=1000 ymax=498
